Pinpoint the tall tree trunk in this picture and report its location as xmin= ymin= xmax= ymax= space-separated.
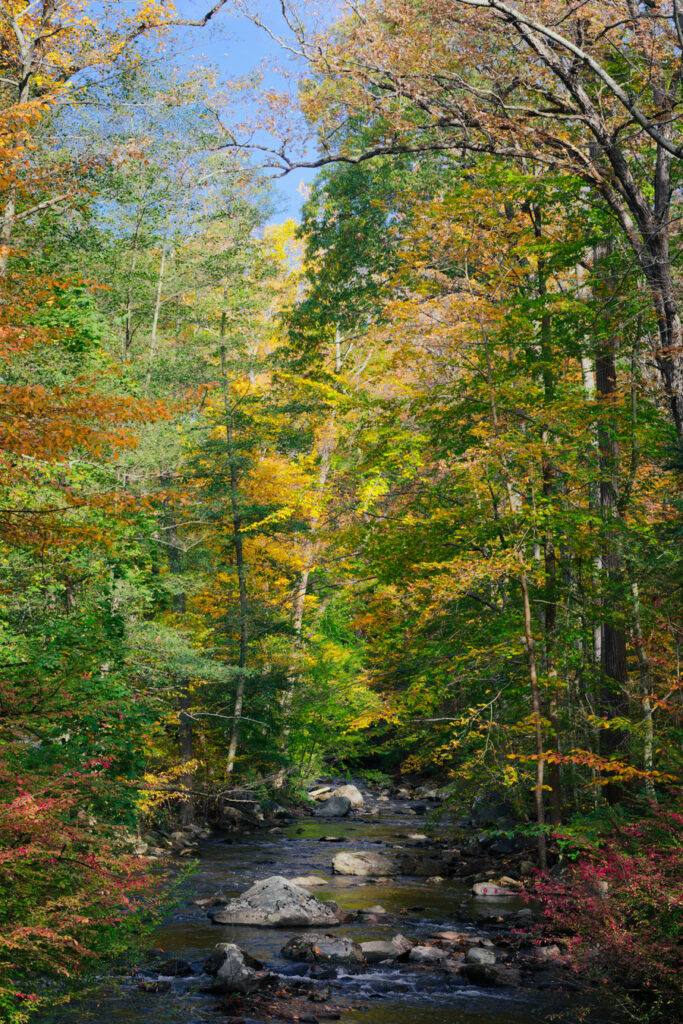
xmin=481 ymin=319 xmax=548 ymax=865
xmin=533 ymin=215 xmax=562 ymax=825
xmin=520 ymin=570 xmax=548 ymax=870
xmin=219 ymin=340 xmax=249 ymax=777
xmin=145 ymin=237 xmax=168 ymax=391
xmin=121 ymin=211 xmax=145 ymax=360
xmin=280 ymin=412 xmax=336 ymax=749
xmin=594 ymin=243 xmax=630 ymax=803
xmin=161 ymin=474 xmax=194 ymax=825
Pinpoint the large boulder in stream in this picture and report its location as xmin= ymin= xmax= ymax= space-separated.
xmin=210 ymin=876 xmax=340 ymax=928
xmin=281 ymin=932 xmax=364 ymax=965
xmin=315 ymin=795 xmax=351 ymax=817
xmin=332 ymin=784 xmax=364 ymax=808
xmin=332 ymin=850 xmax=396 ymax=876
xmin=205 ymin=943 xmax=264 ymax=993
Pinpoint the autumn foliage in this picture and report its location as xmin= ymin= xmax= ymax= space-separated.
xmin=1 ymin=1 xmax=683 ymax=1021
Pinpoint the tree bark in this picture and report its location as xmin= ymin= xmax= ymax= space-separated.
xmin=161 ymin=474 xmax=194 ymax=825
xmin=520 ymin=570 xmax=547 ymax=871
xmin=593 ymin=244 xmax=630 ymax=804
xmin=279 ymin=411 xmax=336 ymax=749
xmin=145 ymin=236 xmax=168 ymax=391
xmin=533 ymin=216 xmax=562 ymax=825
xmin=219 ymin=340 xmax=249 ymax=776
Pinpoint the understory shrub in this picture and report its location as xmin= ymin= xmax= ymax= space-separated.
xmin=534 ymin=803 xmax=683 ymax=1023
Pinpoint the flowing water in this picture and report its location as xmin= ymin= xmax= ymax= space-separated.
xmin=52 ymin=803 xmax=565 ymax=1024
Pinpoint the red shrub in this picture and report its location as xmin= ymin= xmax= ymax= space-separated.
xmin=533 ymin=805 xmax=683 ymax=1022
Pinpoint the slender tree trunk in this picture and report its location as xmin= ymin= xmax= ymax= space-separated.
xmin=480 ymin=319 xmax=548 ymax=863
xmin=122 ymin=213 xmax=145 ymax=360
xmin=520 ymin=570 xmax=547 ymax=870
xmin=280 ymin=412 xmax=336 ymax=747
xmin=628 ymin=577 xmax=655 ymax=799
xmin=145 ymin=237 xmax=168 ymax=391
xmin=590 ymin=241 xmax=630 ymax=803
xmin=219 ymin=340 xmax=249 ymax=776
xmin=161 ymin=474 xmax=194 ymax=825
xmin=533 ymin=222 xmax=562 ymax=825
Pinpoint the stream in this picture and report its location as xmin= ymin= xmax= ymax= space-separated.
xmin=51 ymin=794 xmax=570 ymax=1024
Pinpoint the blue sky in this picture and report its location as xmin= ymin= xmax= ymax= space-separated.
xmin=172 ymin=1 xmax=329 ymax=221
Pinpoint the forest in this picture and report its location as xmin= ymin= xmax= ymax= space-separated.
xmin=0 ymin=2 xmax=681 ymax=1023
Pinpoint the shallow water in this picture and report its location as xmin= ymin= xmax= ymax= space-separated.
xmin=51 ymin=806 xmax=559 ymax=1024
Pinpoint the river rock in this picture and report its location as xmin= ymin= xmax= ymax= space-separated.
xmin=332 ymin=850 xmax=396 ymax=876
xmin=205 ymin=943 xmax=263 ymax=993
xmin=532 ymin=943 xmax=562 ymax=962
xmin=465 ymin=947 xmax=496 ymax=966
xmin=471 ymin=882 xmax=515 ymax=897
xmin=332 ymin=784 xmax=364 ymax=808
xmin=461 ymin=962 xmax=521 ymax=987
xmin=308 ymin=786 xmax=333 ymax=801
xmin=392 ymin=933 xmax=414 ymax=956
xmin=281 ymin=933 xmax=364 ymax=964
xmin=434 ymin=931 xmax=491 ymax=948
xmin=210 ymin=876 xmax=340 ymax=927
xmin=155 ymin=957 xmax=194 ymax=977
xmin=290 ymin=875 xmax=329 ymax=887
xmin=400 ymin=853 xmax=450 ymax=877
xmin=360 ymin=940 xmax=397 ymax=963
xmin=409 ymin=945 xmax=448 ymax=964
xmin=495 ymin=875 xmax=523 ymax=889
xmin=315 ymin=795 xmax=352 ymax=818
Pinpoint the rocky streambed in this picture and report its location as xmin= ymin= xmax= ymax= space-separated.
xmin=51 ymin=782 xmax=580 ymax=1024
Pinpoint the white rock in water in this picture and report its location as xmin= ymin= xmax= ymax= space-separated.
xmin=281 ymin=932 xmax=364 ymax=964
xmin=289 ymin=875 xmax=329 ymax=887
xmin=332 ymin=850 xmax=396 ymax=876
xmin=409 ymin=945 xmax=448 ymax=964
xmin=361 ymin=940 xmax=398 ymax=963
xmin=465 ymin=947 xmax=497 ymax=966
xmin=471 ymin=882 xmax=515 ymax=897
xmin=332 ymin=784 xmax=364 ymax=808
xmin=210 ymin=876 xmax=340 ymax=927
xmin=392 ymin=933 xmax=414 ymax=955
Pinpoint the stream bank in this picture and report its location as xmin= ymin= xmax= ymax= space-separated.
xmin=50 ymin=781 xmax=580 ymax=1024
